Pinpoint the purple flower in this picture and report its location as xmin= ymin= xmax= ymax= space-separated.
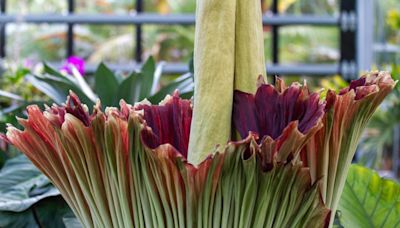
xmin=23 ymin=59 xmax=35 ymax=69
xmin=61 ymin=56 xmax=85 ymax=76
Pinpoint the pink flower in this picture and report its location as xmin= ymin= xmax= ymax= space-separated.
xmin=60 ymin=56 xmax=85 ymax=76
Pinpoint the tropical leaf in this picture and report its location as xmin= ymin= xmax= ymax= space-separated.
xmin=43 ymin=63 xmax=65 ymax=78
xmin=70 ymin=67 xmax=98 ymax=102
xmin=27 ymin=74 xmax=94 ymax=107
xmin=94 ymin=63 xmax=120 ymax=107
xmin=138 ymin=57 xmax=156 ymax=101
xmin=151 ymin=61 xmax=165 ymax=94
xmin=116 ymin=72 xmax=141 ymax=103
xmin=26 ymin=74 xmax=69 ymax=104
xmin=63 ymin=215 xmax=83 ymax=228
xmin=0 ymin=155 xmax=72 ymax=228
xmin=0 ymin=196 xmax=72 ymax=228
xmin=148 ymin=73 xmax=193 ymax=103
xmin=0 ymin=90 xmax=24 ymax=101
xmin=0 ymin=155 xmax=59 ymax=212
xmin=338 ymin=165 xmax=400 ymax=228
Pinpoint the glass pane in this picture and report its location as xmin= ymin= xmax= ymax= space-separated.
xmin=6 ymin=24 xmax=67 ymax=62
xmin=373 ymin=0 xmax=400 ymax=66
xmin=74 ymin=25 xmax=135 ymax=65
xmin=76 ymin=0 xmax=133 ymax=14
xmin=264 ymin=29 xmax=272 ymax=63
xmin=279 ymin=26 xmax=339 ymax=64
xmin=8 ymin=0 xmax=67 ymax=14
xmin=144 ymin=0 xmax=196 ymax=13
xmin=261 ymin=0 xmax=339 ymax=15
xmin=143 ymin=25 xmax=195 ymax=63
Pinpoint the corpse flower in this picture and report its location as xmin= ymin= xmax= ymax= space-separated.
xmin=7 ymin=90 xmax=330 ymax=227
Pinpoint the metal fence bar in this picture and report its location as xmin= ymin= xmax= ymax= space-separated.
xmin=340 ymin=0 xmax=357 ymax=80
xmin=271 ymin=0 xmax=279 ymax=83
xmin=0 ymin=0 xmax=6 ymax=58
xmin=47 ymin=61 xmax=339 ymax=76
xmin=135 ymin=0 xmax=143 ymax=62
xmin=265 ymin=15 xmax=339 ymax=25
xmin=267 ymin=64 xmax=340 ymax=76
xmin=67 ymin=0 xmax=75 ymax=57
xmin=0 ymin=14 xmax=340 ymax=26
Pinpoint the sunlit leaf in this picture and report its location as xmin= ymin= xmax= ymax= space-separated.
xmin=338 ymin=165 xmax=400 ymax=228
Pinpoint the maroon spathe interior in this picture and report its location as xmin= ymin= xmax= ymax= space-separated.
xmin=65 ymin=93 xmax=91 ymax=127
xmin=233 ymin=84 xmax=325 ymax=141
xmin=44 ymin=93 xmax=90 ymax=128
xmin=339 ymin=75 xmax=379 ymax=100
xmin=47 ymin=92 xmax=192 ymax=158
xmin=136 ymin=94 xmax=192 ymax=158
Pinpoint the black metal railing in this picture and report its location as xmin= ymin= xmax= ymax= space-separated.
xmin=0 ymin=0 xmax=359 ymax=78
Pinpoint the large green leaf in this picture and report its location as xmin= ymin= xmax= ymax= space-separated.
xmin=0 ymin=90 xmax=24 ymax=101
xmin=0 ymin=155 xmax=59 ymax=212
xmin=94 ymin=63 xmax=119 ymax=106
xmin=338 ymin=165 xmax=400 ymax=228
xmin=43 ymin=63 xmax=65 ymax=78
xmin=148 ymin=73 xmax=193 ymax=103
xmin=26 ymin=75 xmax=69 ymax=104
xmin=27 ymin=74 xmax=94 ymax=107
xmin=0 ymin=155 xmax=72 ymax=228
xmin=0 ymin=196 xmax=71 ymax=228
xmin=138 ymin=57 xmax=156 ymax=100
xmin=116 ymin=72 xmax=141 ymax=104
xmin=63 ymin=215 xmax=83 ymax=228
